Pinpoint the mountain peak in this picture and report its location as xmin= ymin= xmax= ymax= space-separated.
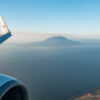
xmin=29 ymin=36 xmax=81 ymax=47
xmin=46 ymin=36 xmax=69 ymax=41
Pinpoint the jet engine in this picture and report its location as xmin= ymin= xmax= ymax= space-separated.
xmin=0 ymin=74 xmax=28 ymax=100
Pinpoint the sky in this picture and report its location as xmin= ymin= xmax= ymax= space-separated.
xmin=0 ymin=0 xmax=100 ymax=43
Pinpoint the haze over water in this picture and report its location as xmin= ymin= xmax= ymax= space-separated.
xmin=0 ymin=43 xmax=100 ymax=100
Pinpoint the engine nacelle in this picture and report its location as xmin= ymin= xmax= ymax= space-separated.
xmin=0 ymin=74 xmax=28 ymax=100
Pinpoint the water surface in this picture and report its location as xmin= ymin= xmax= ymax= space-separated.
xmin=0 ymin=44 xmax=100 ymax=100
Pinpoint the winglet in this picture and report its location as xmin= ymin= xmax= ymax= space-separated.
xmin=0 ymin=16 xmax=11 ymax=44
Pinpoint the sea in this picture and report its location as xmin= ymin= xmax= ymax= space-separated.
xmin=0 ymin=44 xmax=100 ymax=100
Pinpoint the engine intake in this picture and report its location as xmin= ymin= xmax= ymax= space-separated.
xmin=0 ymin=74 xmax=28 ymax=100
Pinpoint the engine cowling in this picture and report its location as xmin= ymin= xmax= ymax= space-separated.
xmin=0 ymin=74 xmax=28 ymax=100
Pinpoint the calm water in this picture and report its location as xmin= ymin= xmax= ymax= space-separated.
xmin=0 ymin=44 xmax=100 ymax=100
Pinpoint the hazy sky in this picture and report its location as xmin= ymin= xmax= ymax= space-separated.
xmin=1 ymin=0 xmax=100 ymax=42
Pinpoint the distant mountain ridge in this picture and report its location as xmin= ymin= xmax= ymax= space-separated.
xmin=29 ymin=36 xmax=81 ymax=46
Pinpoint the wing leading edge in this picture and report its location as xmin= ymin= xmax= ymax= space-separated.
xmin=0 ymin=16 xmax=11 ymax=44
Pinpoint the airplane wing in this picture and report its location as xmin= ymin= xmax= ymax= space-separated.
xmin=0 ymin=16 xmax=11 ymax=44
